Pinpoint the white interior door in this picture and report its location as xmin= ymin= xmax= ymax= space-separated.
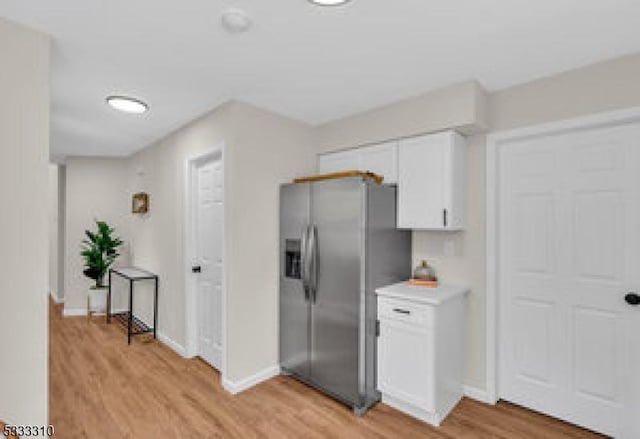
xmin=498 ymin=122 xmax=640 ymax=437
xmin=194 ymin=155 xmax=224 ymax=370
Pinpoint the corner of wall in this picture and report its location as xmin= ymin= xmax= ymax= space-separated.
xmin=472 ymin=81 xmax=491 ymax=133
xmin=0 ymin=15 xmax=50 ymax=428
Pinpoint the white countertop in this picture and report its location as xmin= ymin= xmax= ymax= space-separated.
xmin=375 ymin=282 xmax=469 ymax=306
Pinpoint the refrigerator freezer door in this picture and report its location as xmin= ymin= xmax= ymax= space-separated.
xmin=310 ymin=178 xmax=365 ymax=406
xmin=280 ymin=183 xmax=311 ymax=378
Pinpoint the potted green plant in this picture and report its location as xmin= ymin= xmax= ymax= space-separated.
xmin=81 ymin=220 xmax=123 ymax=314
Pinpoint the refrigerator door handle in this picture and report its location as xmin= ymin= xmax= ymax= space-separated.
xmin=309 ymin=224 xmax=318 ymax=303
xmin=301 ymin=225 xmax=311 ymax=301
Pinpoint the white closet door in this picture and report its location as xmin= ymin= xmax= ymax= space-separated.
xmin=498 ymin=123 xmax=640 ymax=437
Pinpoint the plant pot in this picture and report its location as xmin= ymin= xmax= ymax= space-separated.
xmin=88 ymin=287 xmax=108 ymax=314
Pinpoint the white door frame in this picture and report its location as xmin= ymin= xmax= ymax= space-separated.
xmin=185 ymin=145 xmax=226 ymax=376
xmin=485 ymin=106 xmax=640 ymax=404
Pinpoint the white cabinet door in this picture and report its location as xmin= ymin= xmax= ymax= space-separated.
xmin=318 ymin=149 xmax=361 ymax=174
xmin=377 ymin=318 xmax=434 ymax=411
xmin=398 ymin=134 xmax=447 ymax=229
xmin=397 ymin=131 xmax=466 ymax=230
xmin=360 ymin=141 xmax=398 ymax=184
xmin=317 ymin=141 xmax=398 ymax=183
xmin=498 ymin=123 xmax=640 ymax=437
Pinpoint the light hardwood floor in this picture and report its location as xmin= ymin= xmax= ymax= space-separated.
xmin=49 ymin=300 xmax=605 ymax=438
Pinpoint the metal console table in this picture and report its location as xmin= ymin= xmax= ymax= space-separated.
xmin=107 ymin=267 xmax=158 ymax=345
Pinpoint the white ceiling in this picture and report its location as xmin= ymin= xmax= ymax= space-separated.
xmin=1 ymin=0 xmax=639 ymax=158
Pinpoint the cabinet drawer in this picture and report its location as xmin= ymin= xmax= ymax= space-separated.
xmin=378 ymin=297 xmax=434 ymax=327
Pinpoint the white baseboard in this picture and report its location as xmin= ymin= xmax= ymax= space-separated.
xmin=463 ymin=385 xmax=497 ymax=405
xmin=49 ymin=289 xmax=64 ymax=304
xmin=381 ymin=393 xmax=441 ymax=426
xmin=222 ymin=365 xmax=280 ymax=395
xmin=157 ymin=332 xmax=188 ymax=358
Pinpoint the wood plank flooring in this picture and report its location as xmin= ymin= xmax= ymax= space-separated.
xmin=49 ymin=300 xmax=605 ymax=438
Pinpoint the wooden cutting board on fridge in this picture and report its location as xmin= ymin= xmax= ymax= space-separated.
xmin=294 ymin=170 xmax=384 ymax=185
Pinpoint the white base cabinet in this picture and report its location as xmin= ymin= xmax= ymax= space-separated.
xmin=376 ymin=283 xmax=468 ymax=426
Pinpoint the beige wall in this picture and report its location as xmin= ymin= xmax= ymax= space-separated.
xmin=58 ymin=166 xmax=66 ymax=298
xmin=491 ymin=52 xmax=640 ymax=131
xmin=127 ymin=101 xmax=315 ymax=381
xmin=314 ymin=80 xmax=488 ymax=153
xmin=313 ymin=52 xmax=640 ymax=391
xmin=48 ymin=164 xmax=66 ymax=301
xmin=0 ymin=17 xmax=50 ymax=427
xmin=49 ymin=165 xmax=60 ymax=300
xmin=224 ymin=102 xmax=315 ymax=380
xmin=64 ymin=157 xmax=131 ymax=313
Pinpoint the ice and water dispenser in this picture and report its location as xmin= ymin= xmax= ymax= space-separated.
xmin=284 ymin=239 xmax=301 ymax=279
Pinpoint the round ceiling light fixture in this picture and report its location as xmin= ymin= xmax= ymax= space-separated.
xmin=308 ymin=0 xmax=352 ymax=6
xmin=221 ymin=8 xmax=252 ymax=33
xmin=106 ymin=95 xmax=148 ymax=114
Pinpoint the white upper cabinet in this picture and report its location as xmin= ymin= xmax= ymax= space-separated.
xmin=318 ymin=141 xmax=398 ymax=184
xmin=397 ymin=131 xmax=466 ymax=230
xmin=317 ymin=148 xmax=362 ymax=174
xmin=359 ymin=141 xmax=398 ymax=184
xmin=317 ymin=132 xmax=465 ymax=230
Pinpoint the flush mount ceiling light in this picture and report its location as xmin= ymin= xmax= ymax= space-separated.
xmin=308 ymin=0 xmax=352 ymax=6
xmin=221 ymin=8 xmax=252 ymax=33
xmin=106 ymin=95 xmax=148 ymax=114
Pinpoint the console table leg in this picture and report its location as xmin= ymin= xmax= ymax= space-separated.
xmin=107 ymin=269 xmax=112 ymax=324
xmin=153 ymin=277 xmax=158 ymax=339
xmin=128 ymin=279 xmax=133 ymax=345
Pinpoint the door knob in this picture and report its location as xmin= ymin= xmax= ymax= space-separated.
xmin=192 ymin=266 xmax=202 ymax=273
xmin=624 ymin=293 xmax=640 ymax=306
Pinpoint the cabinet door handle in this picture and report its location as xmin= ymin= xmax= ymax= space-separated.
xmin=625 ymin=292 xmax=640 ymax=306
xmin=443 ymin=209 xmax=448 ymax=227
xmin=393 ymin=308 xmax=411 ymax=315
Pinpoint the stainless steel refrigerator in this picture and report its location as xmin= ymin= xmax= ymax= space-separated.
xmin=279 ymin=176 xmax=411 ymax=414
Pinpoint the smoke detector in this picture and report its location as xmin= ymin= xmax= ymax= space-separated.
xmin=221 ymin=8 xmax=252 ymax=33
